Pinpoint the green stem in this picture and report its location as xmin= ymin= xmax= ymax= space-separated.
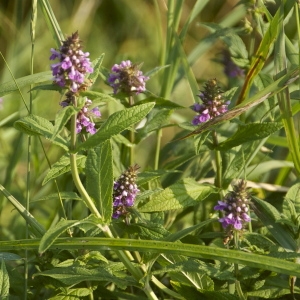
xmin=129 ymin=95 xmax=135 ymax=165
xmin=69 ymin=98 xmax=159 ymax=298
xmin=154 ymin=128 xmax=162 ymax=170
xmin=233 ymin=231 xmax=246 ymax=300
xmin=212 ymin=130 xmax=222 ymax=189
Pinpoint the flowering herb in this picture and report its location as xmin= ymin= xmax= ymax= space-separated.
xmin=214 ymin=180 xmax=251 ymax=231
xmin=112 ymin=165 xmax=140 ymax=219
xmin=50 ymin=32 xmax=100 ymax=135
xmin=191 ymin=79 xmax=230 ymax=125
xmin=108 ymin=60 xmax=149 ymax=95
xmin=50 ymin=31 xmax=93 ymax=93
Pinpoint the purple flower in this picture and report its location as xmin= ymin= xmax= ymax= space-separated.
xmin=112 ymin=165 xmax=140 ymax=219
xmin=191 ymin=79 xmax=230 ymax=125
xmin=108 ymin=60 xmax=149 ymax=95
xmin=75 ymin=98 xmax=101 ymax=134
xmin=50 ymin=31 xmax=93 ymax=94
xmin=214 ymin=180 xmax=251 ymax=231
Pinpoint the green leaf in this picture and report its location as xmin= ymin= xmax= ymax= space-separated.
xmin=166 ymin=219 xmax=217 ymax=242
xmin=81 ymin=90 xmax=117 ymax=103
xmin=86 ymin=141 xmax=113 ymax=223
xmin=14 ymin=115 xmax=69 ymax=151
xmin=39 ymin=215 xmax=101 ymax=254
xmin=43 ymin=154 xmax=86 ymax=185
xmin=87 ymin=54 xmax=105 ymax=83
xmin=77 ymin=102 xmax=155 ymax=151
xmin=144 ymin=65 xmax=170 ymax=77
xmin=0 ymin=253 xmax=22 ymax=261
xmin=4 ymin=237 xmax=300 ymax=278
xmin=217 ymin=122 xmax=282 ymax=151
xmin=0 ymin=184 xmax=46 ymax=237
xmin=0 ymin=71 xmax=53 ymax=97
xmin=222 ymin=141 xmax=260 ymax=188
xmin=140 ymin=96 xmax=184 ymax=110
xmin=32 ymin=192 xmax=81 ymax=203
xmin=251 ymin=196 xmax=297 ymax=251
xmin=39 ymin=219 xmax=80 ymax=254
xmin=50 ymin=288 xmax=92 ymax=300
xmin=136 ymin=109 xmax=172 ymax=142
xmin=137 ymin=170 xmax=179 ymax=186
xmin=138 ymin=178 xmax=218 ymax=212
xmin=38 ymin=0 xmax=64 ymax=47
xmin=52 ymin=106 xmax=80 ymax=140
xmin=33 ymin=265 xmax=135 ymax=289
xmin=285 ymin=182 xmax=300 ymax=215
xmin=0 ymin=259 xmax=9 ymax=298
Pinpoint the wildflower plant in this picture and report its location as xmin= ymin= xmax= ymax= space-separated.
xmin=2 ymin=1 xmax=300 ymax=299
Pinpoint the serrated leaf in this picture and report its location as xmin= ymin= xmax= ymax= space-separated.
xmin=251 ymin=196 xmax=297 ymax=251
xmin=0 ymin=259 xmax=9 ymax=298
xmin=32 ymin=192 xmax=81 ymax=203
xmin=0 ymin=71 xmax=53 ymax=97
xmin=217 ymin=122 xmax=282 ymax=151
xmin=14 ymin=115 xmax=68 ymax=151
xmin=138 ymin=178 xmax=218 ymax=212
xmin=33 ymin=266 xmax=135 ymax=289
xmin=77 ymin=102 xmax=155 ymax=150
xmin=86 ymin=141 xmax=113 ymax=223
xmin=50 ymin=288 xmax=92 ymax=300
xmin=52 ymin=106 xmax=80 ymax=140
xmin=118 ymin=222 xmax=170 ymax=240
xmin=43 ymin=154 xmax=86 ymax=185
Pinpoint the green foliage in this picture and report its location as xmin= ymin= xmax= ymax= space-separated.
xmin=139 ymin=178 xmax=219 ymax=212
xmin=2 ymin=0 xmax=300 ymax=299
xmin=0 ymin=259 xmax=9 ymax=299
xmin=86 ymin=141 xmax=113 ymax=222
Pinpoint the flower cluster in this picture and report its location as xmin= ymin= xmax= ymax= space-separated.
xmin=76 ymin=98 xmax=101 ymax=134
xmin=50 ymin=31 xmax=93 ymax=93
xmin=222 ymin=50 xmax=245 ymax=78
xmin=108 ymin=60 xmax=149 ymax=95
xmin=191 ymin=79 xmax=230 ymax=125
xmin=214 ymin=180 xmax=251 ymax=230
xmin=112 ymin=165 xmax=140 ymax=219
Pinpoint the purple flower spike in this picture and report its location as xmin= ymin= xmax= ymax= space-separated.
xmin=75 ymin=98 xmax=101 ymax=135
xmin=50 ymin=31 xmax=93 ymax=94
xmin=108 ymin=60 xmax=149 ymax=95
xmin=112 ymin=165 xmax=140 ymax=220
xmin=191 ymin=79 xmax=230 ymax=125
xmin=214 ymin=180 xmax=251 ymax=233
